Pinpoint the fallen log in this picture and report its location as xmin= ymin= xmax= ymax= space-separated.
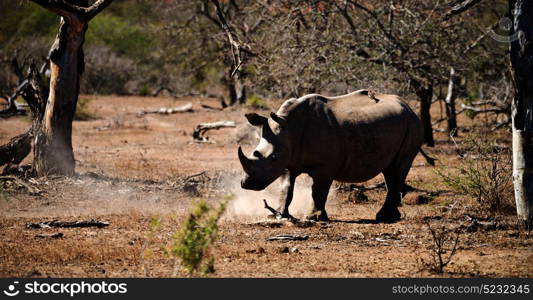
xmin=0 ymin=130 xmax=32 ymax=170
xmin=192 ymin=120 xmax=236 ymax=142
xmin=267 ymin=234 xmax=309 ymax=241
xmin=27 ymin=219 xmax=109 ymax=229
xmin=137 ymin=103 xmax=193 ymax=116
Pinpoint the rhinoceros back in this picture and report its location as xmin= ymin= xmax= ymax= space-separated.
xmin=282 ymin=91 xmax=423 ymax=183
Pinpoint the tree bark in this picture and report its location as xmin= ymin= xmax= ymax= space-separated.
xmin=509 ymin=0 xmax=533 ymax=230
xmin=413 ymin=81 xmax=435 ymax=147
xmin=445 ymin=67 xmax=458 ymax=137
xmin=227 ymin=74 xmax=246 ymax=105
xmin=30 ymin=0 xmax=114 ymax=176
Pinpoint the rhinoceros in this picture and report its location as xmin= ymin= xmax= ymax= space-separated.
xmin=238 ymin=89 xmax=434 ymax=222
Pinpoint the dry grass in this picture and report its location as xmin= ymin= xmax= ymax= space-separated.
xmin=0 ymin=95 xmax=531 ymax=278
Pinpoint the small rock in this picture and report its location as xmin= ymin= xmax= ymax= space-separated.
xmin=290 ymin=247 xmax=299 ymax=253
xmin=416 ymin=194 xmax=433 ymax=204
xmin=246 ymin=247 xmax=265 ymax=254
xmin=279 ymin=246 xmax=289 ymax=253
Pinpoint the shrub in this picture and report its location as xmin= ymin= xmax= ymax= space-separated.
xmin=420 ymin=220 xmax=461 ymax=274
xmin=246 ymin=94 xmax=268 ymax=109
xmin=138 ymin=85 xmax=152 ymax=97
xmin=74 ymin=97 xmax=94 ymax=121
xmin=82 ymin=45 xmax=136 ymax=95
xmin=435 ymin=133 xmax=514 ymax=214
xmin=85 ymin=13 xmax=152 ymax=61
xmin=172 ymin=200 xmax=226 ymax=275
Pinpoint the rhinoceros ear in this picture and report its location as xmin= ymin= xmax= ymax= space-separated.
xmin=245 ymin=113 xmax=267 ymax=126
xmin=270 ymin=112 xmax=287 ymax=129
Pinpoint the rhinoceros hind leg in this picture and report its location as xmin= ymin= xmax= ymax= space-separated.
xmin=376 ymin=148 xmax=417 ymax=222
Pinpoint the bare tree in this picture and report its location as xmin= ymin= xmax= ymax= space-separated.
xmin=0 ymin=0 xmax=114 ymax=176
xmin=509 ymin=0 xmax=533 ymax=229
xmin=329 ymin=0 xmax=484 ymax=147
xmin=196 ymin=0 xmax=260 ymax=106
xmin=445 ymin=67 xmax=459 ymax=136
xmin=447 ymin=0 xmax=532 ymax=228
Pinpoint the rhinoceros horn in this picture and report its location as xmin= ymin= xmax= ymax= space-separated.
xmin=270 ymin=112 xmax=287 ymax=128
xmin=238 ymin=146 xmax=253 ymax=174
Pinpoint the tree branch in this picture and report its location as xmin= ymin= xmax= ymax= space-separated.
xmin=444 ymin=0 xmax=485 ymax=20
xmin=29 ymin=0 xmax=86 ymax=22
xmin=211 ymin=0 xmax=243 ymax=77
xmin=29 ymin=0 xmax=114 ymax=23
xmin=84 ymin=0 xmax=115 ymax=21
xmin=347 ymin=0 xmax=406 ymax=53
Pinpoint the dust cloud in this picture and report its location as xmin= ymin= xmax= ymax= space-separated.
xmin=223 ymin=174 xmax=314 ymax=220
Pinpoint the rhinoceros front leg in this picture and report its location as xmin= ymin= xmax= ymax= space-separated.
xmin=307 ymin=177 xmax=332 ymax=221
xmin=276 ymin=170 xmax=298 ymax=219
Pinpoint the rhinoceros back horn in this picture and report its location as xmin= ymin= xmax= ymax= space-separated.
xmin=270 ymin=112 xmax=287 ymax=128
xmin=238 ymin=146 xmax=252 ymax=173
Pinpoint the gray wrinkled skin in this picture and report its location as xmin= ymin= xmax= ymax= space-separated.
xmin=238 ymin=90 xmax=424 ymax=222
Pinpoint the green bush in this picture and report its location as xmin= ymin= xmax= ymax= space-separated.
xmin=74 ymin=97 xmax=94 ymax=121
xmin=86 ymin=13 xmax=152 ymax=62
xmin=435 ymin=133 xmax=514 ymax=214
xmin=138 ymin=85 xmax=152 ymax=97
xmin=246 ymin=94 xmax=268 ymax=109
xmin=172 ymin=200 xmax=226 ymax=275
xmin=0 ymin=2 xmax=58 ymax=49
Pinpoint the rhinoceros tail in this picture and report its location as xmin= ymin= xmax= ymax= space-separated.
xmin=419 ymin=148 xmax=436 ymax=166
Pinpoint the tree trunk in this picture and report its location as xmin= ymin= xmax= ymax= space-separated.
xmin=34 ymin=18 xmax=87 ymax=176
xmin=227 ymin=71 xmax=246 ymax=106
xmin=414 ymin=81 xmax=435 ymax=147
xmin=30 ymin=0 xmax=114 ymax=176
xmin=445 ymin=67 xmax=458 ymax=137
xmin=227 ymin=63 xmax=246 ymax=106
xmin=509 ymin=0 xmax=533 ymax=229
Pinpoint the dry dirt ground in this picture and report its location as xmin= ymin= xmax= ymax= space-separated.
xmin=0 ymin=95 xmax=531 ymax=278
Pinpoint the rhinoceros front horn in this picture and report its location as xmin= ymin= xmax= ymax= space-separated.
xmin=238 ymin=146 xmax=252 ymax=174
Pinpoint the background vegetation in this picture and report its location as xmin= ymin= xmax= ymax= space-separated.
xmin=0 ymin=0 xmax=510 ymax=104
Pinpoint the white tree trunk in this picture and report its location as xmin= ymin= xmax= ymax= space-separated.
xmin=510 ymin=0 xmax=533 ymax=229
xmin=445 ymin=67 xmax=458 ymax=136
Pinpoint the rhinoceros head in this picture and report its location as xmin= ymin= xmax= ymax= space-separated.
xmin=238 ymin=111 xmax=290 ymax=191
